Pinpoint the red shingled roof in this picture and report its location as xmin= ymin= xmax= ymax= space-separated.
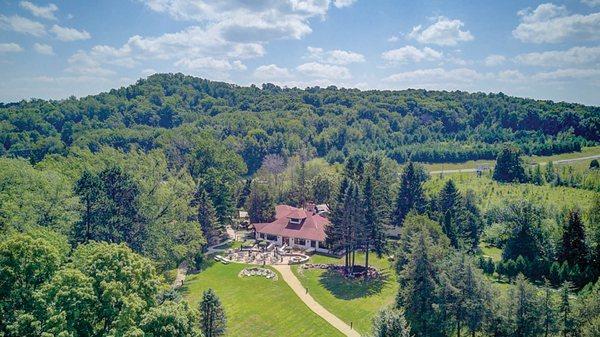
xmin=253 ymin=205 xmax=330 ymax=242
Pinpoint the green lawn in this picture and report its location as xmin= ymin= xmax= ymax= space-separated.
xmin=480 ymin=244 xmax=502 ymax=262
xmin=292 ymin=253 xmax=398 ymax=335
xmin=183 ymin=260 xmax=344 ymax=337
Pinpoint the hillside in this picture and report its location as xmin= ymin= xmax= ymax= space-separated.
xmin=1 ymin=73 xmax=598 ymax=174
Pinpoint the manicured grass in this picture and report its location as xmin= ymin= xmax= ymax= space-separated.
xmin=183 ymin=260 xmax=344 ymax=337
xmin=292 ymin=253 xmax=398 ymax=335
xmin=424 ymin=173 xmax=598 ymax=213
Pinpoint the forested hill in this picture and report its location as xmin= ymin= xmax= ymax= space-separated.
xmin=1 ymin=73 xmax=598 ymax=173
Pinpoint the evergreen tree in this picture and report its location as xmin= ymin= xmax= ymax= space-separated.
xmin=493 ymin=146 xmax=526 ymax=183
xmin=541 ymin=279 xmax=557 ymax=337
xmin=394 ymin=162 xmax=427 ymax=226
xmin=192 ymin=187 xmax=222 ymax=246
xmin=513 ymin=274 xmax=543 ymax=337
xmin=371 ymin=307 xmax=412 ymax=337
xmin=532 ymin=164 xmax=545 ymax=185
xmin=199 ymin=288 xmax=226 ymax=337
xmin=247 ymin=184 xmax=275 ymax=224
xmin=398 ymin=231 xmax=443 ymax=337
xmin=73 ymin=170 xmax=103 ymax=244
xmin=236 ymin=179 xmax=252 ymax=208
xmin=559 ymin=209 xmax=588 ymax=268
xmin=590 ymin=159 xmax=599 ymax=170
xmin=363 ymin=176 xmax=386 ymax=271
xmin=438 ymin=179 xmax=461 ymax=247
xmin=545 ymin=161 xmax=556 ymax=184
xmin=459 ymin=190 xmax=483 ymax=252
xmin=559 ymin=282 xmax=575 ymax=337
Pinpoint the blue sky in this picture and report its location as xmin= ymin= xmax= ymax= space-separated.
xmin=1 ymin=0 xmax=599 ymax=104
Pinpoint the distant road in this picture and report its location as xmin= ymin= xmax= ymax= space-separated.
xmin=429 ymin=154 xmax=600 ymax=175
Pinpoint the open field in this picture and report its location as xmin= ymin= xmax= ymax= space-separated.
xmin=424 ymin=173 xmax=599 ymax=213
xmin=183 ymin=260 xmax=344 ymax=337
xmin=291 ymin=253 xmax=398 ymax=335
xmin=419 ymin=146 xmax=600 ymax=173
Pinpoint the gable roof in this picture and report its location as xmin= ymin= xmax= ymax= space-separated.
xmin=254 ymin=205 xmax=330 ymax=242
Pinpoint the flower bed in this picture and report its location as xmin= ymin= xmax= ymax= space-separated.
xmin=238 ymin=267 xmax=277 ymax=280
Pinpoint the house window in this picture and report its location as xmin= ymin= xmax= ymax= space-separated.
xmin=266 ymin=234 xmax=277 ymax=241
xmin=310 ymin=240 xmax=316 ymax=248
xmin=296 ymin=238 xmax=306 ymax=246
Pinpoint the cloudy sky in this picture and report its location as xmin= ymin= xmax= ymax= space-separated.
xmin=1 ymin=0 xmax=599 ymax=105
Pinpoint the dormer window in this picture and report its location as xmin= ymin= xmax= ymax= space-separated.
xmin=289 ymin=217 xmax=302 ymax=225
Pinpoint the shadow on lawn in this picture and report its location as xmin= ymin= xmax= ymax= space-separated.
xmin=318 ymin=269 xmax=390 ymax=300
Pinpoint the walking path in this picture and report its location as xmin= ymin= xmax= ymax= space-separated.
xmin=172 ymin=260 xmax=188 ymax=289
xmin=272 ymin=264 xmax=361 ymax=337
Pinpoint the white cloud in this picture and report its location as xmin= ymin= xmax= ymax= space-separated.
xmin=307 ymin=46 xmax=365 ymax=65
xmin=582 ymin=0 xmax=600 ymax=6
xmin=20 ymin=1 xmax=58 ymax=20
xmin=0 ymin=14 xmax=45 ymax=36
xmin=387 ymin=35 xmax=400 ymax=42
xmin=66 ymin=50 xmax=116 ymax=77
xmin=333 ymin=0 xmax=356 ymax=8
xmin=137 ymin=0 xmax=352 ymax=42
xmin=51 ymin=24 xmax=91 ymax=41
xmin=498 ymin=70 xmax=526 ymax=82
xmin=175 ymin=57 xmax=246 ymax=71
xmin=141 ymin=68 xmax=157 ymax=77
xmin=297 ymin=62 xmax=351 ymax=79
xmin=408 ymin=16 xmax=474 ymax=46
xmin=253 ymin=64 xmax=292 ymax=79
xmin=33 ymin=43 xmax=54 ymax=55
xmin=513 ymin=3 xmax=600 ymax=43
xmin=533 ymin=68 xmax=600 ymax=80
xmin=384 ymin=67 xmax=485 ymax=83
xmin=484 ymin=54 xmax=506 ymax=66
xmin=0 ymin=43 xmax=24 ymax=53
xmin=381 ymin=45 xmax=442 ymax=63
xmin=515 ymin=46 xmax=600 ymax=67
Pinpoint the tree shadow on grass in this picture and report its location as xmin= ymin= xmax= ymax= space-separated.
xmin=318 ymin=268 xmax=389 ymax=300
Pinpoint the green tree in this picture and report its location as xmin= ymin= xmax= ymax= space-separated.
xmin=493 ymin=146 xmax=526 ymax=183
xmin=73 ymin=170 xmax=103 ymax=244
xmin=199 ymin=288 xmax=227 ymax=337
xmin=559 ymin=282 xmax=575 ymax=337
xmin=398 ymin=231 xmax=444 ymax=337
xmin=371 ymin=307 xmax=411 ymax=337
xmin=513 ymin=274 xmax=543 ymax=337
xmin=559 ymin=209 xmax=589 ymax=268
xmin=501 ymin=201 xmax=547 ymax=262
xmin=363 ymin=175 xmax=387 ymax=270
xmin=590 ymin=159 xmax=599 ymax=170
xmin=140 ymin=301 xmax=202 ymax=337
xmin=438 ymin=179 xmax=461 ymax=247
xmin=192 ymin=187 xmax=222 ymax=246
xmin=247 ymin=184 xmax=275 ymax=224
xmin=541 ymin=279 xmax=557 ymax=337
xmin=393 ymin=162 xmax=427 ymax=226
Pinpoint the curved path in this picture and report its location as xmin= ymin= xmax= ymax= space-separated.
xmin=272 ymin=264 xmax=361 ymax=337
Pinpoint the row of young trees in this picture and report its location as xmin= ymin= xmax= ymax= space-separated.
xmin=0 ymin=229 xmax=227 ymax=337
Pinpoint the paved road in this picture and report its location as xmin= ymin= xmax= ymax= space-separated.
xmin=272 ymin=265 xmax=361 ymax=337
xmin=429 ymin=154 xmax=600 ymax=175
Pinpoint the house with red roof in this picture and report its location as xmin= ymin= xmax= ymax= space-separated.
xmin=252 ymin=204 xmax=331 ymax=253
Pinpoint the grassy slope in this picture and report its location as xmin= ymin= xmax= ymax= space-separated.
xmin=291 ymin=253 xmax=398 ymax=335
xmin=420 ymin=145 xmax=600 ymax=172
xmin=183 ymin=261 xmax=344 ymax=337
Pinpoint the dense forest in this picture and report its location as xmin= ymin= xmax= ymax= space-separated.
xmin=1 ymin=73 xmax=598 ymax=172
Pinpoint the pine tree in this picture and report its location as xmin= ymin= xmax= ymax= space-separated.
xmin=73 ymin=170 xmax=103 ymax=244
xmin=513 ymin=274 xmax=543 ymax=337
xmin=192 ymin=188 xmax=221 ymax=246
xmin=545 ymin=161 xmax=556 ymax=184
xmin=559 ymin=209 xmax=588 ymax=268
xmin=532 ymin=164 xmax=545 ymax=185
xmin=541 ymin=279 xmax=557 ymax=337
xmin=371 ymin=307 xmax=411 ymax=337
xmin=236 ymin=179 xmax=252 ymax=208
xmin=398 ymin=231 xmax=443 ymax=337
xmin=328 ymin=181 xmax=363 ymax=274
xmin=199 ymin=288 xmax=227 ymax=337
xmin=438 ymin=179 xmax=460 ymax=247
xmin=493 ymin=145 xmax=526 ymax=183
xmin=394 ymin=162 xmax=427 ymax=226
xmin=363 ymin=176 xmax=386 ymax=271
xmin=559 ymin=282 xmax=575 ymax=337
xmin=247 ymin=184 xmax=275 ymax=224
